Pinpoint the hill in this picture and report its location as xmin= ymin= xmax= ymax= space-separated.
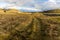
xmin=0 ymin=9 xmax=60 ymax=40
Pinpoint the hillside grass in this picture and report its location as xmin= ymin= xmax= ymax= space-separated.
xmin=0 ymin=9 xmax=60 ymax=40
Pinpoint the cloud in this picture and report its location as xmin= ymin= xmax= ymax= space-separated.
xmin=0 ymin=0 xmax=60 ymax=12
xmin=40 ymin=0 xmax=60 ymax=11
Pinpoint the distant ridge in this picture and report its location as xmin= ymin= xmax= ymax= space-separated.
xmin=0 ymin=8 xmax=60 ymax=13
xmin=43 ymin=9 xmax=60 ymax=16
xmin=0 ymin=8 xmax=22 ymax=13
xmin=43 ymin=9 xmax=60 ymax=13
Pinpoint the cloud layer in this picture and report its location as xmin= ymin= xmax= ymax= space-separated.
xmin=0 ymin=0 xmax=60 ymax=12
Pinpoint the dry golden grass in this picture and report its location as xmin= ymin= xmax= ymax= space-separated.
xmin=0 ymin=9 xmax=60 ymax=40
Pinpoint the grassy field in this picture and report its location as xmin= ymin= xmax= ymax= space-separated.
xmin=0 ymin=9 xmax=60 ymax=40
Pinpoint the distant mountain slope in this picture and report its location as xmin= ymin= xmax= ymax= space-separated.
xmin=43 ymin=9 xmax=60 ymax=13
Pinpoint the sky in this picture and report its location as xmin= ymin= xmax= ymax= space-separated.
xmin=0 ymin=0 xmax=60 ymax=12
